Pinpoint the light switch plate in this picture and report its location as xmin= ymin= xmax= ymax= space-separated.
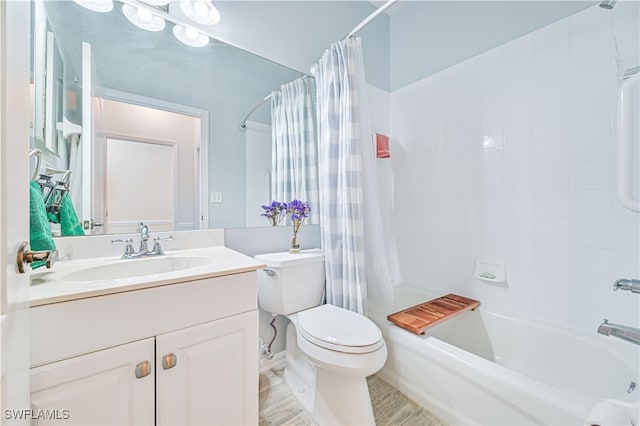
xmin=211 ymin=192 xmax=223 ymax=203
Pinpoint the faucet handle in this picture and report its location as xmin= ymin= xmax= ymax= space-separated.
xmin=111 ymin=238 xmax=133 ymax=244
xmin=152 ymin=235 xmax=173 ymax=255
xmin=111 ymin=238 xmax=135 ymax=258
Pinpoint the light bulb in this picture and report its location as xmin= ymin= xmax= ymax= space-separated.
xmin=172 ymin=24 xmax=209 ymax=47
xmin=185 ymin=26 xmax=198 ymax=40
xmin=73 ymin=0 xmax=113 ymax=13
xmin=122 ymin=4 xmax=166 ymax=31
xmin=179 ymin=0 xmax=220 ymax=25
xmin=193 ymin=0 xmax=208 ymax=17
xmin=137 ymin=8 xmax=153 ymax=23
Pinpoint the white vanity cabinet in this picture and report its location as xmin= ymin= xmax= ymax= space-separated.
xmin=31 ymin=338 xmax=156 ymax=425
xmin=30 ymin=269 xmax=260 ymax=426
xmin=156 ymin=311 xmax=257 ymax=425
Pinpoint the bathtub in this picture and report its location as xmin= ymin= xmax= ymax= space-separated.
xmin=369 ymin=285 xmax=640 ymax=425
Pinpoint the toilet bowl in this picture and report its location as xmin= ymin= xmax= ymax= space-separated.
xmin=255 ymin=250 xmax=387 ymax=425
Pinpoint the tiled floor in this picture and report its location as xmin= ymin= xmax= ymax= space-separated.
xmin=259 ymin=365 xmax=446 ymax=426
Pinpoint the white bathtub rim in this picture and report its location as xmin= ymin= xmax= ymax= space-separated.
xmin=372 ymin=310 xmax=639 ymax=425
xmin=370 ymin=288 xmax=638 ymax=395
xmin=483 ymin=309 xmax=639 ymax=379
xmin=369 ymin=285 xmax=639 ymax=425
xmin=384 ymin=324 xmax=588 ymax=425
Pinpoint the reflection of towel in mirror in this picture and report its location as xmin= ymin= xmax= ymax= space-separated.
xmin=47 ymin=193 xmax=85 ymax=236
xmin=30 ymin=181 xmax=56 ymax=269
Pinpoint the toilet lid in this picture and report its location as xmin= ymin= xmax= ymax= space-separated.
xmin=297 ymin=304 xmax=383 ymax=354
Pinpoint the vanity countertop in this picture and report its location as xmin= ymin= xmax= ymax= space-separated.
xmin=30 ymin=246 xmax=266 ymax=307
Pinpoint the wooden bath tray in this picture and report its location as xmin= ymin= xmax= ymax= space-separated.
xmin=387 ymin=294 xmax=480 ymax=335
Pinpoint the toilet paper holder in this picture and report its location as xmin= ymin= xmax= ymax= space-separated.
xmin=585 ymin=398 xmax=639 ymax=426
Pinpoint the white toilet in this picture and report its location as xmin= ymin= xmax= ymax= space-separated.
xmin=255 ymin=249 xmax=387 ymax=425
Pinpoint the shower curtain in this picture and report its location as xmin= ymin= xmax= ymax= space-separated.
xmin=271 ymin=76 xmax=319 ymax=224
xmin=312 ymin=37 xmax=393 ymax=314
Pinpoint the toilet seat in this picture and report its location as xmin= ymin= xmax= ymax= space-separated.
xmin=297 ymin=304 xmax=384 ymax=354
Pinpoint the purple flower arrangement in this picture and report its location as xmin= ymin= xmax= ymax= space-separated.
xmin=261 ymin=201 xmax=286 ymax=226
xmin=286 ymin=199 xmax=310 ymax=252
xmin=286 ymin=199 xmax=311 ymax=233
xmin=261 ymin=199 xmax=311 ymax=252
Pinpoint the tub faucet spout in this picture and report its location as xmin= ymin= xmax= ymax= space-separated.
xmin=598 ymin=319 xmax=640 ymax=346
xmin=613 ymin=278 xmax=640 ymax=294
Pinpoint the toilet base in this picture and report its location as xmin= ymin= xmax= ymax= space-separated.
xmin=283 ymin=321 xmax=381 ymax=425
xmin=313 ymin=369 xmax=376 ymax=425
xmin=284 ymin=322 xmax=316 ymax=414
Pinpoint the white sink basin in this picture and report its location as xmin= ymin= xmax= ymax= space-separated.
xmin=62 ymin=256 xmax=213 ymax=282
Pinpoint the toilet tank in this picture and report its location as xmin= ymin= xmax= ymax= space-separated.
xmin=255 ymin=249 xmax=325 ymax=315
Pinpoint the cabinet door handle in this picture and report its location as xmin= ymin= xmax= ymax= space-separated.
xmin=135 ymin=360 xmax=151 ymax=379
xmin=162 ymin=353 xmax=177 ymax=370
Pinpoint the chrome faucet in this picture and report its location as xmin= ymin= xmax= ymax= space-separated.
xmin=598 ymin=319 xmax=640 ymax=346
xmin=111 ymin=222 xmax=172 ymax=259
xmin=613 ymin=278 xmax=640 ymax=294
xmin=137 ymin=222 xmax=150 ymax=254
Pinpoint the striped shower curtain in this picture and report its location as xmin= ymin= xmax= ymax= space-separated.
xmin=312 ymin=37 xmax=369 ymax=314
xmin=271 ymin=76 xmax=319 ymax=224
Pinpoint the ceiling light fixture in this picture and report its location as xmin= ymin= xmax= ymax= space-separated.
xmin=122 ymin=4 xmax=166 ymax=32
xmin=179 ymin=0 xmax=221 ymax=26
xmin=139 ymin=0 xmax=171 ymax=6
xmin=72 ymin=0 xmax=114 ymax=13
xmin=172 ymin=24 xmax=210 ymax=47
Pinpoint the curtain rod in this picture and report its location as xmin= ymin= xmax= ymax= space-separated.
xmin=238 ymin=94 xmax=273 ymax=131
xmin=238 ymin=75 xmax=312 ymax=131
xmin=240 ymin=0 xmax=397 ymax=130
xmin=345 ymin=0 xmax=399 ymax=38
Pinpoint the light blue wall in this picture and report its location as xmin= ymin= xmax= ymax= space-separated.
xmin=209 ymin=1 xmax=390 ymax=91
xmin=390 ymin=1 xmax=597 ymax=90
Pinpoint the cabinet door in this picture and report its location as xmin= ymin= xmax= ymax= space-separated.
xmin=156 ymin=310 xmax=258 ymax=426
xmin=31 ymin=338 xmax=155 ymax=425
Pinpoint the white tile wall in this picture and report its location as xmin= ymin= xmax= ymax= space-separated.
xmin=388 ymin=4 xmax=640 ymax=334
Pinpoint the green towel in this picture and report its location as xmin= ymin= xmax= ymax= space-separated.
xmin=30 ymin=181 xmax=56 ymax=269
xmin=47 ymin=193 xmax=85 ymax=236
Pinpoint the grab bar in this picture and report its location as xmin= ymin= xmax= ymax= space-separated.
xmin=615 ymin=72 xmax=639 ymax=212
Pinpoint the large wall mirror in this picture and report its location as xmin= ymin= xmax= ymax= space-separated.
xmin=30 ymin=0 xmax=316 ymax=235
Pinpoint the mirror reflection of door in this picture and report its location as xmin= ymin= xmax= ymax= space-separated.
xmin=105 ymin=137 xmax=175 ymax=234
xmin=101 ymin=99 xmax=201 ymax=234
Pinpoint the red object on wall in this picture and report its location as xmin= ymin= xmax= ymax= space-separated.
xmin=376 ymin=133 xmax=390 ymax=158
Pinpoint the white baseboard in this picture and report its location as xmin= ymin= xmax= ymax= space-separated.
xmin=259 ymin=350 xmax=286 ymax=373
